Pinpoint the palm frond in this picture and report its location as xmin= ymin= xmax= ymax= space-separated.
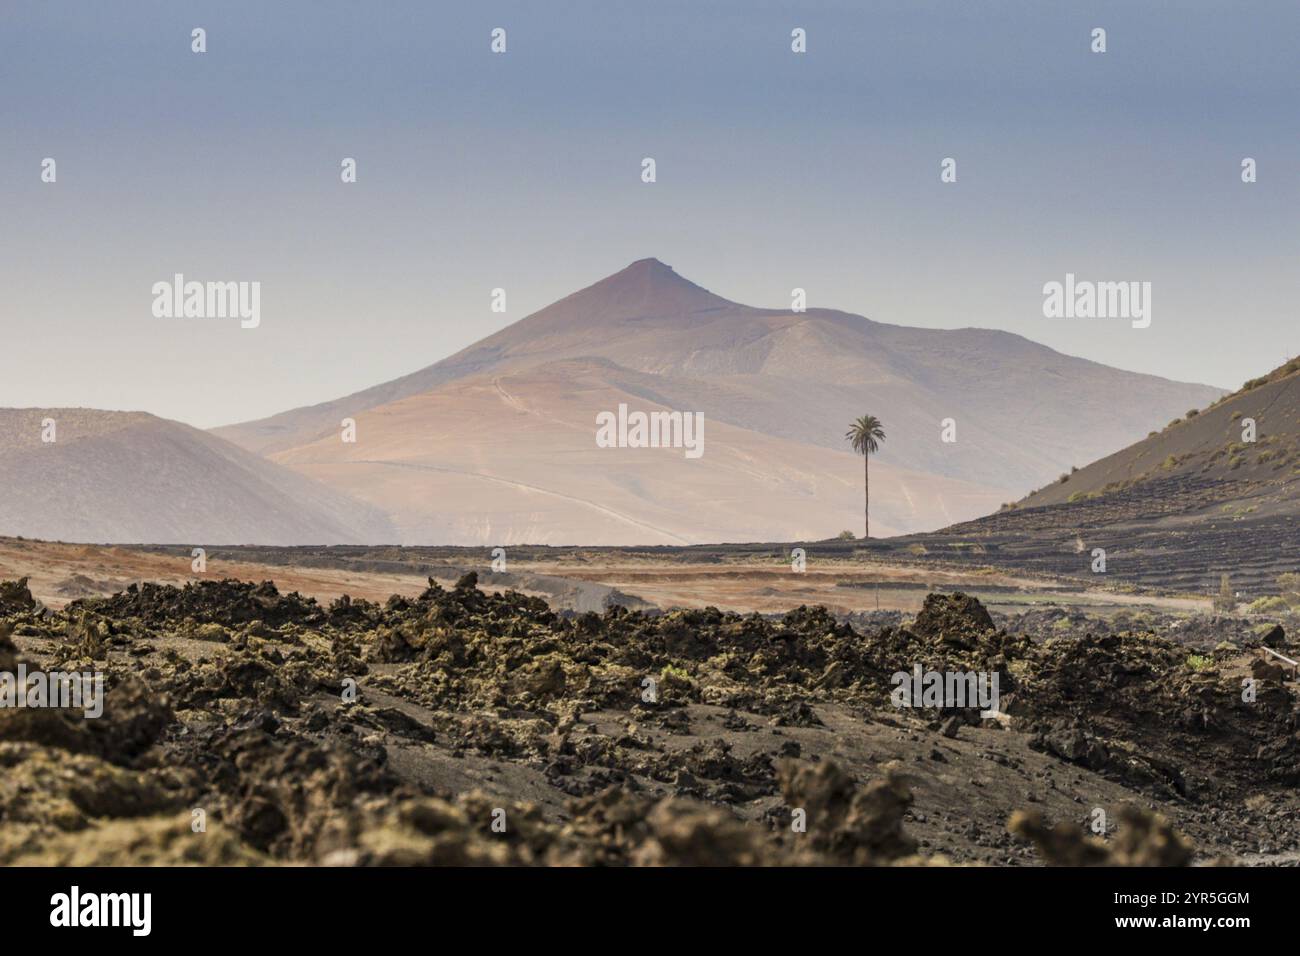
xmin=845 ymin=414 xmax=886 ymax=456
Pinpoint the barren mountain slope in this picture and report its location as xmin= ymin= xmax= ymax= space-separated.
xmin=877 ymin=359 xmax=1300 ymax=594
xmin=1024 ymin=358 xmax=1300 ymax=511
xmin=215 ymin=259 xmax=1223 ymax=498
xmin=0 ymin=409 xmax=393 ymax=545
xmin=269 ymin=360 xmax=1007 ymax=545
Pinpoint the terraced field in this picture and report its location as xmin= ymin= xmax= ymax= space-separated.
xmin=876 ymin=361 xmax=1300 ymax=600
xmin=878 ymin=481 xmax=1298 ymax=598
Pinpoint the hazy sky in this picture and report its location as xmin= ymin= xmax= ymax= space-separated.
xmin=3 ymin=1 xmax=1297 ymax=428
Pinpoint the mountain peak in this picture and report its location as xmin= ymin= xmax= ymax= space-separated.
xmin=614 ymin=256 xmax=695 ymax=283
xmin=562 ymin=258 xmax=731 ymax=321
xmin=599 ymin=257 xmax=693 ymax=289
xmin=623 ymin=256 xmax=673 ymax=271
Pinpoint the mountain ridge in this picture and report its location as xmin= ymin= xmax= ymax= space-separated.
xmin=214 ymin=259 xmax=1222 ymax=473
xmin=208 ymin=259 xmax=1225 ymax=544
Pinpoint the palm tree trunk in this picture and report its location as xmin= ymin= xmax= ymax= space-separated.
xmin=863 ymin=452 xmax=869 ymax=539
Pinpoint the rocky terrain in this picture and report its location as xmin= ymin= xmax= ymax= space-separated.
xmin=2 ymin=572 xmax=1297 ymax=866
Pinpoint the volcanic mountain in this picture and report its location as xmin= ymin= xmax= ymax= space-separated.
xmin=214 ymin=259 xmax=1223 ymax=545
xmin=881 ymin=358 xmax=1300 ymax=594
xmin=0 ymin=409 xmax=393 ymax=545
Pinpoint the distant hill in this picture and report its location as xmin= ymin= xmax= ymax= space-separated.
xmin=213 ymin=259 xmax=1223 ymax=545
xmin=1021 ymin=358 xmax=1300 ymax=512
xmin=881 ymin=359 xmax=1300 ymax=596
xmin=0 ymin=409 xmax=393 ymax=545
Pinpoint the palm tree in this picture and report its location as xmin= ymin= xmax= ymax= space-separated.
xmin=845 ymin=415 xmax=886 ymax=539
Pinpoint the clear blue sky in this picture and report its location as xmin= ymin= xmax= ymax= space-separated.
xmin=3 ymin=0 xmax=1296 ymax=427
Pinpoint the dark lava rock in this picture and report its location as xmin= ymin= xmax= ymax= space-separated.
xmin=0 ymin=578 xmax=36 ymax=615
xmin=70 ymin=580 xmax=325 ymax=629
xmin=910 ymin=592 xmax=995 ymax=647
xmin=1259 ymin=624 xmax=1287 ymax=649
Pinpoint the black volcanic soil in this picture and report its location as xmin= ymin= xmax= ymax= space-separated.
xmin=879 ymin=487 xmax=1300 ymax=598
xmin=879 ymin=361 xmax=1300 ymax=598
xmin=1 ymin=574 xmax=1298 ymax=866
